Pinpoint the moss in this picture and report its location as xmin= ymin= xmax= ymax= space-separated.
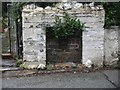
xmin=16 ymin=59 xmax=23 ymax=67
xmin=47 ymin=64 xmax=55 ymax=70
xmin=19 ymin=63 xmax=27 ymax=69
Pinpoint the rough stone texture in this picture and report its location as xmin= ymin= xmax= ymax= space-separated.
xmin=81 ymin=13 xmax=105 ymax=67
xmin=118 ymin=27 xmax=120 ymax=62
xmin=22 ymin=2 xmax=105 ymax=69
xmin=22 ymin=14 xmax=46 ymax=68
xmin=104 ymin=26 xmax=119 ymax=66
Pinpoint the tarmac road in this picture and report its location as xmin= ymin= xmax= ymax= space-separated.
xmin=2 ymin=69 xmax=119 ymax=88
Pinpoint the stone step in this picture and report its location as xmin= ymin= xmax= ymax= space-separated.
xmin=0 ymin=59 xmax=16 ymax=67
xmin=2 ymin=53 xmax=12 ymax=59
xmin=0 ymin=67 xmax=21 ymax=72
xmin=1 ymin=64 xmax=16 ymax=67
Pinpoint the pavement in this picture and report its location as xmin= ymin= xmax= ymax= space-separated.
xmin=0 ymin=59 xmax=120 ymax=88
xmin=1 ymin=69 xmax=119 ymax=88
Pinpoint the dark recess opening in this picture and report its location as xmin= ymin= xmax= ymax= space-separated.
xmin=46 ymin=27 xmax=82 ymax=64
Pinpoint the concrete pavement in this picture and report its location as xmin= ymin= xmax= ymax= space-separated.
xmin=2 ymin=69 xmax=119 ymax=88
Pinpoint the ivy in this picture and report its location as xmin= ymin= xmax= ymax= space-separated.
xmin=35 ymin=2 xmax=57 ymax=8
xmin=46 ymin=12 xmax=85 ymax=39
xmin=95 ymin=2 xmax=120 ymax=28
xmin=103 ymin=2 xmax=120 ymax=28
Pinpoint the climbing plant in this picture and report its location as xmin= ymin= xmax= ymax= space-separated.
xmin=46 ymin=12 xmax=85 ymax=39
xmin=35 ymin=2 xmax=57 ymax=8
xmin=95 ymin=2 xmax=120 ymax=28
xmin=104 ymin=2 xmax=120 ymax=28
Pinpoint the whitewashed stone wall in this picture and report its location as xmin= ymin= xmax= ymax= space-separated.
xmin=104 ymin=26 xmax=119 ymax=66
xmin=22 ymin=2 xmax=105 ymax=69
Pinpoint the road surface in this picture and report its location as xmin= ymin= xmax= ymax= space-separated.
xmin=2 ymin=69 xmax=119 ymax=88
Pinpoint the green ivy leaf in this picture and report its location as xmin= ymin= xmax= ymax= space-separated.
xmin=46 ymin=11 xmax=85 ymax=39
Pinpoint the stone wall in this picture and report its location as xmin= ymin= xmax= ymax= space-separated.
xmin=22 ymin=2 xmax=105 ymax=69
xmin=81 ymin=10 xmax=105 ymax=67
xmin=104 ymin=26 xmax=119 ymax=66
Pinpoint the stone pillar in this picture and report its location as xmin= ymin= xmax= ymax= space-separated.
xmin=82 ymin=9 xmax=105 ymax=67
xmin=22 ymin=5 xmax=46 ymax=69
